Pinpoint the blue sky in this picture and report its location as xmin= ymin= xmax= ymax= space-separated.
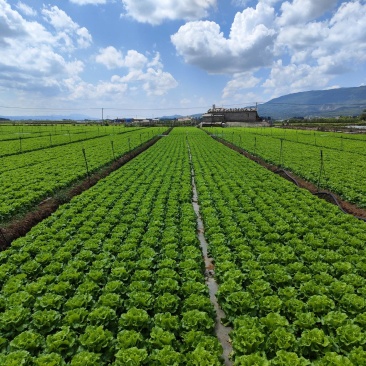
xmin=1 ymin=0 xmax=366 ymax=119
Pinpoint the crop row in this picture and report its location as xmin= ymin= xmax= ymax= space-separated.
xmin=0 ymin=130 xmax=221 ymax=365
xmin=0 ymin=124 xmax=100 ymax=142
xmin=189 ymin=129 xmax=366 ymax=364
xmin=206 ymin=127 xmax=366 ymax=207
xmin=0 ymin=128 xmax=166 ymax=223
xmin=0 ymin=125 xmax=137 ymax=157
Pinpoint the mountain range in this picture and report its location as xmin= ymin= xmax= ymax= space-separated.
xmin=1 ymin=86 xmax=366 ymax=121
xmin=257 ymin=86 xmax=366 ymax=120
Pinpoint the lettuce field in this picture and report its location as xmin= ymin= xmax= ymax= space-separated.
xmin=0 ymin=125 xmax=166 ymax=223
xmin=1 ymin=126 xmax=366 ymax=365
xmin=206 ymin=127 xmax=366 ymax=208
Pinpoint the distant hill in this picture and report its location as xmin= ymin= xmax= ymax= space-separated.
xmin=159 ymin=114 xmax=183 ymax=120
xmin=0 ymin=114 xmax=97 ymax=121
xmin=258 ymin=86 xmax=366 ymax=120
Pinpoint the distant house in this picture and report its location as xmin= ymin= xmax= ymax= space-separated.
xmin=202 ymin=105 xmax=268 ymax=127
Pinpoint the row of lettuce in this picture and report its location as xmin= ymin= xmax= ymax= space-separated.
xmin=0 ymin=130 xmax=222 ymax=365
xmin=0 ymin=124 xmax=98 ymax=142
xmin=190 ymin=129 xmax=366 ymax=365
xmin=205 ymin=127 xmax=366 ymax=208
xmin=0 ymin=125 xmax=130 ymax=157
xmin=0 ymin=127 xmax=166 ymax=223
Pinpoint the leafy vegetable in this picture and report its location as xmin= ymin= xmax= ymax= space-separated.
xmin=114 ymin=347 xmax=148 ymax=365
xmin=45 ymin=326 xmax=77 ymax=357
xmin=9 ymin=330 xmax=44 ymax=355
xmin=116 ymin=330 xmax=144 ymax=349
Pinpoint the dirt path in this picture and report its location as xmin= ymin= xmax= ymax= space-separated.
xmin=188 ymin=141 xmax=233 ymax=366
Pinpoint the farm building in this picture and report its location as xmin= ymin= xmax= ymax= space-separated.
xmin=201 ymin=104 xmax=269 ymax=127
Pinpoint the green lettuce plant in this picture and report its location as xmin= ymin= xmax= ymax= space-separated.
xmin=185 ymin=345 xmax=222 ymax=366
xmin=116 ymin=329 xmax=144 ymax=349
xmin=266 ymin=327 xmax=296 ymax=353
xmin=181 ymin=310 xmax=214 ymax=332
xmin=69 ymin=351 xmax=101 ymax=366
xmin=45 ymin=326 xmax=77 ymax=357
xmin=148 ymin=326 xmax=176 ymax=349
xmin=270 ymin=350 xmax=310 ymax=366
xmin=33 ymin=353 xmax=66 ymax=366
xmin=0 ymin=350 xmax=32 ymax=366
xmin=335 ymin=324 xmax=365 ymax=351
xmin=62 ymin=308 xmax=89 ymax=330
xmin=155 ymin=293 xmax=179 ymax=313
xmin=314 ymin=352 xmax=353 ymax=366
xmin=114 ymin=347 xmax=148 ymax=366
xmin=9 ymin=330 xmax=44 ymax=355
xmin=348 ymin=346 xmax=366 ymax=365
xmin=294 ymin=312 xmax=319 ymax=330
xmin=0 ymin=306 xmax=30 ymax=336
xmin=260 ymin=313 xmax=289 ymax=332
xmin=297 ymin=329 xmax=331 ymax=358
xmin=87 ymin=306 xmax=117 ymax=330
xmin=233 ymin=352 xmax=269 ymax=366
xmin=31 ymin=309 xmax=61 ymax=333
xmin=119 ymin=308 xmax=150 ymax=331
xmin=148 ymin=345 xmax=183 ymax=366
xmin=153 ymin=313 xmax=180 ymax=333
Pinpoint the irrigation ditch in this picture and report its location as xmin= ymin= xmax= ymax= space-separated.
xmin=187 ymin=140 xmax=233 ymax=366
xmin=0 ymin=128 xmax=172 ymax=250
xmin=208 ymin=132 xmax=366 ymax=221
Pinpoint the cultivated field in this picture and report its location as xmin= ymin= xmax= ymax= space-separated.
xmin=0 ymin=125 xmax=166 ymax=223
xmin=206 ymin=127 xmax=366 ymax=208
xmin=1 ymin=126 xmax=366 ymax=364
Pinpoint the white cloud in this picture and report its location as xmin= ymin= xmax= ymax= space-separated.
xmin=222 ymin=73 xmax=261 ymax=98
xmin=96 ymin=46 xmax=126 ymax=69
xmin=262 ymin=60 xmax=331 ymax=97
xmin=0 ymin=0 xmax=28 ymax=45
xmin=180 ymin=98 xmax=191 ymax=105
xmin=148 ymin=52 xmax=163 ymax=69
xmin=142 ymin=68 xmax=178 ymax=96
xmin=66 ymin=77 xmax=128 ymax=101
xmin=231 ymin=0 xmax=249 ymax=7
xmin=96 ymin=47 xmax=149 ymax=70
xmin=121 ymin=0 xmax=216 ymax=25
xmin=0 ymin=1 xmax=90 ymax=100
xmin=276 ymin=1 xmax=366 ymax=75
xmin=97 ymin=49 xmax=178 ymax=96
xmin=171 ymin=2 xmax=276 ymax=73
xmin=170 ymin=0 xmax=366 ymax=100
xmin=16 ymin=2 xmax=37 ymax=16
xmin=277 ymin=0 xmax=338 ymax=26
xmin=42 ymin=6 xmax=92 ymax=49
xmin=124 ymin=50 xmax=149 ymax=70
xmin=70 ymin=0 xmax=108 ymax=4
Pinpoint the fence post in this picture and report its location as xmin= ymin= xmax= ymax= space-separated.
xmin=279 ymin=138 xmax=284 ymax=167
xmin=111 ymin=141 xmax=115 ymax=160
xmin=82 ymin=148 xmax=91 ymax=185
xmin=254 ymin=137 xmax=257 ymax=155
xmin=317 ymin=150 xmax=325 ymax=191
